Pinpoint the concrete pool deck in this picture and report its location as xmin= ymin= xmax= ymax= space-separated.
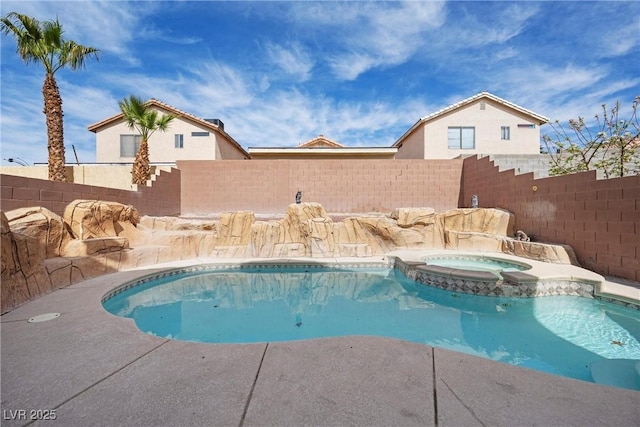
xmin=1 ymin=257 xmax=639 ymax=426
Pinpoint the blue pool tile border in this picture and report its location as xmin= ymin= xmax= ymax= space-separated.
xmin=101 ymin=261 xmax=391 ymax=303
xmin=101 ymin=258 xmax=638 ymax=310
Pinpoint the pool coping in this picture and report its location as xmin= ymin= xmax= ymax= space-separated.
xmin=103 ymin=251 xmax=639 ymax=309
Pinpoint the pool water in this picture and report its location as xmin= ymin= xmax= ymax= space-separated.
xmin=103 ymin=267 xmax=640 ymax=390
xmin=424 ymin=256 xmax=530 ymax=273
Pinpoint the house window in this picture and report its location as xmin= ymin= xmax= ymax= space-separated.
xmin=120 ymin=135 xmax=142 ymax=157
xmin=501 ymin=126 xmax=510 ymax=140
xmin=447 ymin=127 xmax=475 ymax=149
xmin=191 ymin=131 xmax=209 ymax=137
xmin=175 ymin=134 xmax=184 ymax=148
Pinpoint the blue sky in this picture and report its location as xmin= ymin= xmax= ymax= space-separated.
xmin=1 ymin=1 xmax=638 ymax=165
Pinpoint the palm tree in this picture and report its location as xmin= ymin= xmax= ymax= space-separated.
xmin=1 ymin=12 xmax=99 ymax=182
xmin=118 ymin=96 xmax=175 ymax=185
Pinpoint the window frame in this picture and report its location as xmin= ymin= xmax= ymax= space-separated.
xmin=191 ymin=131 xmax=209 ymax=137
xmin=120 ymin=134 xmax=142 ymax=158
xmin=447 ymin=126 xmax=475 ymax=150
xmin=501 ymin=126 xmax=510 ymax=140
xmin=175 ymin=134 xmax=184 ymax=148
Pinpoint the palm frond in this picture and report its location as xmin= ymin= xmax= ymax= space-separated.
xmin=118 ymin=95 xmax=175 ymax=184
xmin=2 ymin=11 xmax=99 ymax=73
xmin=58 ymin=41 xmax=100 ymax=72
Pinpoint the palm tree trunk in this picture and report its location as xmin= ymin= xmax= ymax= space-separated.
xmin=42 ymin=73 xmax=67 ymax=182
xmin=132 ymin=139 xmax=150 ymax=185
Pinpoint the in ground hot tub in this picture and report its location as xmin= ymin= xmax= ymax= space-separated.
xmin=422 ymin=254 xmax=532 ymax=276
xmin=407 ymin=254 xmax=535 ymax=297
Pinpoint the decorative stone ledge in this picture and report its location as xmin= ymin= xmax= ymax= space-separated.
xmin=414 ymin=264 xmax=503 ymax=296
xmin=501 ymin=271 xmax=595 ymax=298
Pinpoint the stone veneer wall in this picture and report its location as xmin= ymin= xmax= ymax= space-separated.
xmin=0 ymin=168 xmax=181 ymax=217
xmin=461 ymin=156 xmax=639 ymax=281
xmin=178 ymin=159 xmax=463 ymax=214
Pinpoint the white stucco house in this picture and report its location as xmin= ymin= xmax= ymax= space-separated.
xmin=393 ymin=92 xmax=549 ymax=159
xmin=88 ymin=99 xmax=250 ymax=163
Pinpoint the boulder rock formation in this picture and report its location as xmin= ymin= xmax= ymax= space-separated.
xmin=390 ymin=207 xmax=436 ymax=228
xmin=1 ymin=211 xmax=52 ymax=313
xmin=446 ymin=231 xmax=504 ymax=252
xmin=502 ymin=239 xmax=578 ymax=265
xmin=63 ymin=199 xmax=142 ymax=241
xmin=1 ymin=201 xmax=581 ymax=314
xmin=63 ymin=237 xmax=130 ymax=257
xmin=6 ymin=206 xmax=73 ymax=258
xmin=441 ymin=208 xmax=514 ymax=236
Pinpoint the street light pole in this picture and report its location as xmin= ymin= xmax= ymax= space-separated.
xmin=4 ymin=157 xmax=29 ymax=166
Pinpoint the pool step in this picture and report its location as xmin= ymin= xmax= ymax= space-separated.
xmin=596 ymin=279 xmax=640 ymax=308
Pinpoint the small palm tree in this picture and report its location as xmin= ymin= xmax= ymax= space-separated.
xmin=118 ymin=96 xmax=175 ymax=185
xmin=1 ymin=12 xmax=99 ymax=181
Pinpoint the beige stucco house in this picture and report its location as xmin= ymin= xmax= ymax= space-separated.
xmin=248 ymin=135 xmax=397 ymax=159
xmin=88 ymin=99 xmax=249 ymax=163
xmin=88 ymin=93 xmax=548 ymax=164
xmin=393 ymin=92 xmax=549 ymax=159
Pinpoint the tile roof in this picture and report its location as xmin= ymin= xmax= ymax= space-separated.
xmin=297 ymin=135 xmax=345 ymax=148
xmin=420 ymin=92 xmax=549 ymax=124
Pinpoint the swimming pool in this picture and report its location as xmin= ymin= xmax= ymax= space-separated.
xmin=103 ymin=266 xmax=640 ymax=391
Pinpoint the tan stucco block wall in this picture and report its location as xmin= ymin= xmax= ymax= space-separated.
xmin=1 ymin=168 xmax=181 ymax=217
xmin=0 ymin=166 xmax=173 ymax=191
xmin=462 ymin=156 xmax=640 ymax=282
xmin=179 ymin=159 xmax=464 ymax=214
xmin=0 ymin=166 xmax=50 ymax=181
xmin=69 ymin=166 xmax=135 ymax=189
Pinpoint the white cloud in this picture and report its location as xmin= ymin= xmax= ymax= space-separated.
xmin=417 ymin=2 xmax=539 ymax=60
xmin=477 ymin=61 xmax=639 ymax=129
xmin=509 ymin=64 xmax=608 ymax=96
xmin=1 ymin=0 xmax=638 ymax=167
xmin=59 ymin=83 xmax=120 ymax=124
xmin=216 ymin=88 xmax=431 ymax=149
xmin=326 ymin=52 xmax=376 ymax=82
xmin=478 ymin=3 xmax=539 ymax=45
xmin=538 ymin=79 xmax=640 ymax=125
xmin=265 ymin=41 xmax=314 ymax=82
xmin=492 ymin=47 xmax=518 ymax=62
xmin=0 ymin=69 xmax=49 ymax=164
xmin=95 ymin=60 xmax=256 ymax=115
xmin=0 ymin=74 xmax=116 ymax=164
xmin=288 ymin=1 xmax=446 ymax=80
xmin=599 ymin=21 xmax=640 ymax=57
xmin=138 ymin=27 xmax=202 ymax=46
xmin=0 ymin=1 xmax=158 ymax=66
